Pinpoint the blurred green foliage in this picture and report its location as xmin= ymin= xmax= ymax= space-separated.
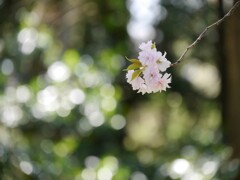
xmin=0 ymin=0 xmax=238 ymax=179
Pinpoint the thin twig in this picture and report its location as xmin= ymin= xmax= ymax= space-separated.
xmin=171 ymin=1 xmax=240 ymax=67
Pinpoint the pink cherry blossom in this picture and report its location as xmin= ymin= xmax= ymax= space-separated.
xmin=126 ymin=70 xmax=145 ymax=90
xmin=138 ymin=48 xmax=160 ymax=66
xmin=157 ymin=52 xmax=171 ymax=72
xmin=137 ymin=84 xmax=150 ymax=95
xmin=139 ymin=40 xmax=153 ymax=51
xmin=155 ymin=73 xmax=171 ymax=92
xmin=126 ymin=70 xmax=134 ymax=83
xmin=143 ymin=66 xmax=161 ymax=90
xmin=126 ymin=41 xmax=172 ymax=94
xmin=131 ymin=77 xmax=145 ymax=90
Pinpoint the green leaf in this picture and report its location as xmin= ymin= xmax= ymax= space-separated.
xmin=151 ymin=42 xmax=156 ymax=49
xmin=127 ymin=63 xmax=141 ymax=70
xmin=125 ymin=56 xmax=131 ymax=61
xmin=131 ymin=69 xmax=142 ymax=81
xmin=130 ymin=59 xmax=141 ymax=64
xmin=125 ymin=57 xmax=141 ymax=64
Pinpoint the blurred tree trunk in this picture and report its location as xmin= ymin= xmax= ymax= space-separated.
xmin=220 ymin=0 xmax=240 ymax=173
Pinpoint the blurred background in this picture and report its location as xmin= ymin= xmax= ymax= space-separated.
xmin=0 ymin=0 xmax=240 ymax=179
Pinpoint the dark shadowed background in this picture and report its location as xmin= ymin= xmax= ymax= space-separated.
xmin=0 ymin=0 xmax=240 ymax=179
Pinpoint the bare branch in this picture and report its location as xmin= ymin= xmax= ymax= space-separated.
xmin=171 ymin=1 xmax=240 ymax=67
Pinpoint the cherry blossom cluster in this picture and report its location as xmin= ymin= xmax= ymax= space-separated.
xmin=126 ymin=41 xmax=172 ymax=94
